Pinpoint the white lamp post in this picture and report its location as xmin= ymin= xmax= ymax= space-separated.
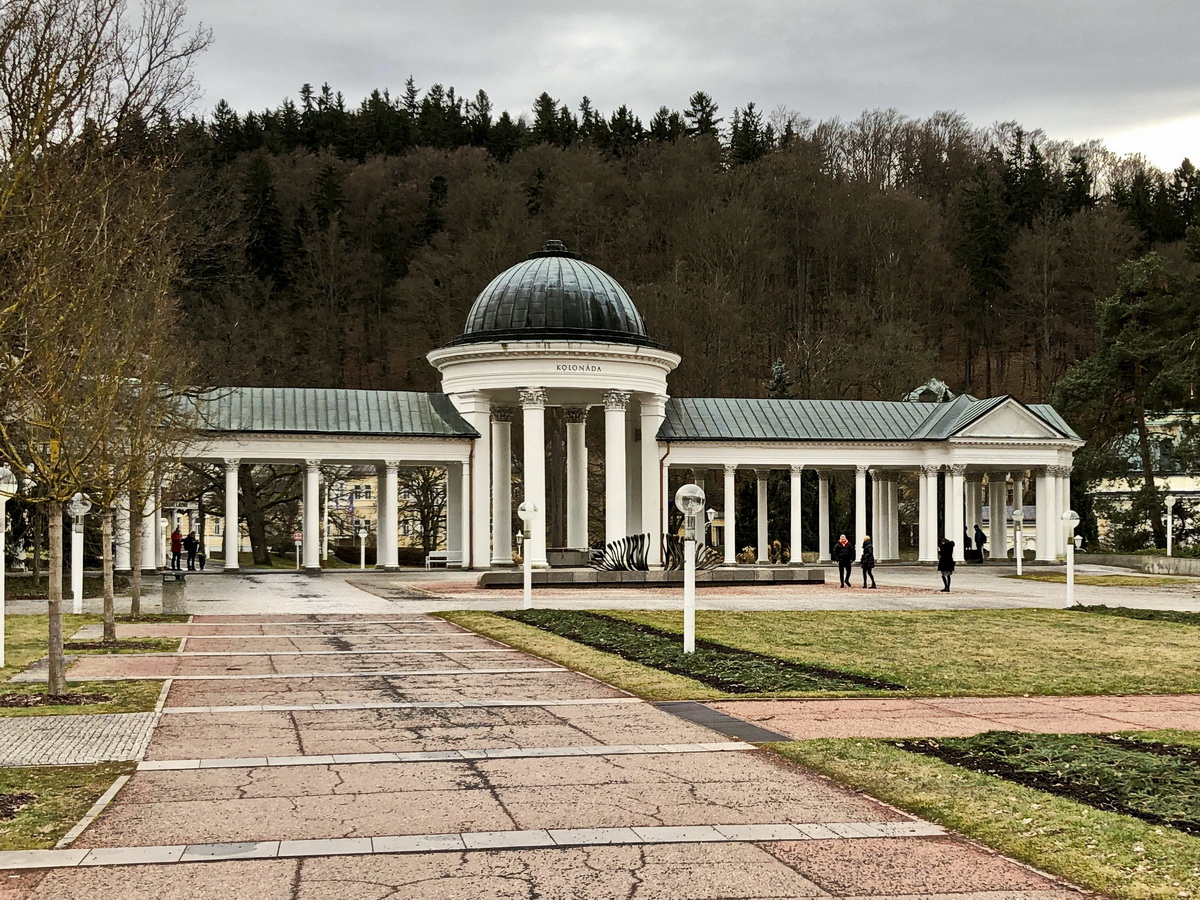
xmin=357 ymin=527 xmax=369 ymax=570
xmin=1166 ymin=494 xmax=1176 ymax=557
xmin=517 ymin=502 xmax=538 ymax=610
xmin=1061 ymin=510 xmax=1080 ymax=605
xmin=674 ymin=483 xmax=706 ymax=654
xmin=0 ymin=466 xmax=18 ymax=667
xmin=66 ymin=492 xmax=92 ymax=615
xmin=1012 ymin=508 xmax=1024 ymax=577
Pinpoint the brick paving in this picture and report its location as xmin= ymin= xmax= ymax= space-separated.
xmin=0 ymin=713 xmax=156 ymax=766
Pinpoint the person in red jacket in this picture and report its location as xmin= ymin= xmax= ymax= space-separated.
xmin=170 ymin=527 xmax=183 ymax=571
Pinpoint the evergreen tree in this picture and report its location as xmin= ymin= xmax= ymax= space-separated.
xmin=684 ymin=91 xmax=721 ymax=136
xmin=313 ymin=162 xmax=345 ymax=231
xmin=242 ymin=152 xmax=286 ymax=283
xmin=766 ymin=358 xmax=795 ymax=398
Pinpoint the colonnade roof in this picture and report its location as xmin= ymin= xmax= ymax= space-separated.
xmin=194 ymin=387 xmax=478 ymax=438
xmin=660 ymin=395 xmax=1081 ymax=443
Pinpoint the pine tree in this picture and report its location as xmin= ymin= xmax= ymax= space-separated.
xmin=242 ymin=152 xmax=285 ymax=283
xmin=684 ymin=91 xmax=721 ymax=136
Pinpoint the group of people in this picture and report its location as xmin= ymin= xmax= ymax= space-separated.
xmin=829 ymin=533 xmax=959 ymax=592
xmin=169 ymin=528 xmax=205 ymax=571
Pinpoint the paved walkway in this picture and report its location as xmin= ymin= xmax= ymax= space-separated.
xmin=3 ymin=612 xmax=1084 ymax=899
xmin=0 ymin=713 xmax=158 ymax=766
xmin=711 ymin=694 xmax=1200 ymax=740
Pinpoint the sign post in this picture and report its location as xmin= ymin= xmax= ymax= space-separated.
xmin=292 ymin=530 xmax=303 ymax=570
xmin=67 ymin=493 xmax=92 ymax=614
xmin=517 ymin=502 xmax=538 ymax=610
xmin=674 ymin=484 xmax=706 ymax=654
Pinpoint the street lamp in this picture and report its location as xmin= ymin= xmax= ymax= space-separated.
xmin=0 ymin=466 xmax=18 ymax=668
xmin=675 ymin=483 xmax=706 ymax=654
xmin=357 ymin=526 xmax=369 ymax=570
xmin=517 ymin=501 xmax=538 ymax=610
xmin=1012 ymin=508 xmax=1024 ymax=577
xmin=1166 ymin=494 xmax=1176 ymax=557
xmin=66 ymin=492 xmax=92 ymax=615
xmin=1061 ymin=509 xmax=1080 ymax=606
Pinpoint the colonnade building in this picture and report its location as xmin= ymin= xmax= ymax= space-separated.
xmin=120 ymin=241 xmax=1081 ymax=573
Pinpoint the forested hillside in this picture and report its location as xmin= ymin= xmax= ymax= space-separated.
xmin=160 ymin=83 xmax=1199 ymax=406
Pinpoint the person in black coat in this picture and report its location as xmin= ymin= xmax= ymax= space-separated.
xmin=974 ymin=524 xmax=987 ymax=559
xmin=937 ymin=538 xmax=956 ymax=592
xmin=860 ymin=535 xmax=877 ymax=588
xmin=831 ymin=534 xmax=854 ymax=587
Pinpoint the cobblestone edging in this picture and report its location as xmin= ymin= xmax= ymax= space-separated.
xmin=0 ymin=713 xmax=156 ymax=766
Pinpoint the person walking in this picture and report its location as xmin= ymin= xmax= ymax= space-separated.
xmin=974 ymin=524 xmax=987 ymax=560
xmin=169 ymin=527 xmax=183 ymax=571
xmin=183 ymin=531 xmax=199 ymax=570
xmin=937 ymin=537 xmax=956 ymax=592
xmin=860 ymin=535 xmax=877 ymax=588
xmin=831 ymin=534 xmax=854 ymax=587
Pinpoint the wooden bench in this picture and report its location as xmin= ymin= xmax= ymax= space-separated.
xmin=424 ymin=550 xmax=463 ymax=569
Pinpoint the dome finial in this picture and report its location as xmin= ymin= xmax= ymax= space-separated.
xmin=528 ymin=239 xmax=582 ymax=260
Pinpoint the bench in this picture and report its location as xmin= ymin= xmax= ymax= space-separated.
xmin=424 ymin=550 xmax=463 ymax=569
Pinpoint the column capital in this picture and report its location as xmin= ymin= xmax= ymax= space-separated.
xmin=965 ymin=472 xmax=985 ymax=484
xmin=949 ymin=464 xmax=967 ymax=477
xmin=491 ymin=406 xmax=516 ymax=423
xmin=564 ymin=406 xmax=589 ymax=423
xmin=223 ymin=458 xmax=240 ymax=469
xmin=305 ymin=459 xmax=323 ymax=471
xmin=816 ymin=469 xmax=829 ymax=482
xmin=724 ymin=463 xmax=737 ymax=477
xmin=519 ymin=387 xmax=547 ymax=408
xmin=755 ymin=468 xmax=769 ymax=481
xmin=384 ymin=460 xmax=401 ymax=472
xmin=921 ymin=464 xmax=941 ymax=477
xmin=789 ymin=464 xmax=803 ymax=476
xmin=603 ymin=389 xmax=630 ymax=411
xmin=987 ymin=471 xmax=1009 ymax=482
xmin=855 ymin=464 xmax=869 ymax=476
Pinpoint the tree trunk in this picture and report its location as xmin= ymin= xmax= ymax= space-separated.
xmin=239 ymin=467 xmax=270 ymax=566
xmin=47 ymin=502 xmax=66 ymax=695
xmin=101 ymin=509 xmax=116 ymax=642
xmin=31 ymin=507 xmax=42 ymax=589
xmin=129 ymin=494 xmax=143 ymax=617
xmin=1134 ymin=402 xmax=1166 ymax=546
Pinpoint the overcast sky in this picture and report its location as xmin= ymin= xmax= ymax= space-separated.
xmin=185 ymin=0 xmax=1197 ymax=170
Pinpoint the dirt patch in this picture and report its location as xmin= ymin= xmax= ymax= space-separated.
xmin=0 ymin=793 xmax=36 ymax=821
xmin=63 ymin=640 xmax=161 ymax=651
xmin=0 ymin=692 xmax=113 ymax=708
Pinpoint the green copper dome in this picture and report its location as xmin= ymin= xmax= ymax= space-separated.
xmin=448 ymin=240 xmax=657 ymax=347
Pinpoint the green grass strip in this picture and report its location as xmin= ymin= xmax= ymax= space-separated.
xmin=1069 ymin=604 xmax=1200 ymax=626
xmin=897 ymin=731 xmax=1200 ymax=835
xmin=498 ymin=609 xmax=905 ymax=693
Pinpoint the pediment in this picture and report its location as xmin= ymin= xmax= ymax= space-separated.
xmin=954 ymin=400 xmax=1063 ymax=440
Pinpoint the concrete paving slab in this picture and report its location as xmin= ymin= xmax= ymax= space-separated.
xmin=178 ymin=841 xmax=281 ymax=862
xmin=26 ymin=859 xmax=299 ymax=899
xmin=293 ymin=843 xmax=829 ymax=899
xmin=765 ymin=837 xmax=1064 ymax=895
xmin=276 ymin=837 xmax=374 ymax=858
xmin=80 ymin=845 xmax=186 ymax=866
xmin=370 ymin=834 xmax=465 ymax=853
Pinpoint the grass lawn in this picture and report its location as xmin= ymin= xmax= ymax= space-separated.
xmin=1 ymin=615 xmax=165 ymax=715
xmin=775 ymin=736 xmax=1200 ymax=900
xmin=1009 ymin=573 xmax=1193 ymax=587
xmin=449 ymin=608 xmax=1200 ymax=698
xmin=0 ymin=762 xmax=135 ymax=850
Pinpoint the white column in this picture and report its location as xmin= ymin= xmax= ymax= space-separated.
xmin=871 ymin=470 xmax=882 ymax=546
xmin=756 ymin=470 xmax=769 ymax=563
xmin=947 ymin=464 xmax=966 ymax=562
xmin=520 ymin=388 xmax=549 ymax=568
xmin=988 ymin=473 xmax=1008 ymax=559
xmin=1059 ymin=466 xmax=1073 ymax=557
xmin=1035 ymin=467 xmax=1053 ymax=560
xmin=223 ymin=459 xmax=239 ymax=571
xmin=917 ymin=467 xmax=931 ymax=561
xmin=446 ymin=464 xmax=462 ymax=558
xmin=460 ymin=461 xmax=472 ymax=568
xmin=723 ymin=464 xmax=737 ymax=564
xmin=303 ymin=460 xmax=321 ymax=571
xmin=817 ymin=471 xmax=831 ymax=562
xmin=381 ymin=461 xmax=400 ymax=569
xmin=887 ymin=476 xmax=900 ymax=560
xmin=450 ymin=392 xmax=491 ymax=570
xmin=1013 ymin=473 xmax=1025 ymax=560
xmin=140 ymin=489 xmax=158 ymax=572
xmin=604 ymin=389 xmax=629 ymax=544
xmin=789 ymin=464 xmax=803 ymax=565
xmin=565 ymin=407 xmax=588 ymax=551
xmin=492 ymin=408 xmax=515 ymax=564
xmin=965 ymin=477 xmax=983 ymax=542
xmin=640 ymin=396 xmax=668 ymax=566
xmin=374 ymin=464 xmax=388 ymax=569
xmin=114 ymin=494 xmax=131 ymax=573
xmin=854 ymin=465 xmax=868 ymax=561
